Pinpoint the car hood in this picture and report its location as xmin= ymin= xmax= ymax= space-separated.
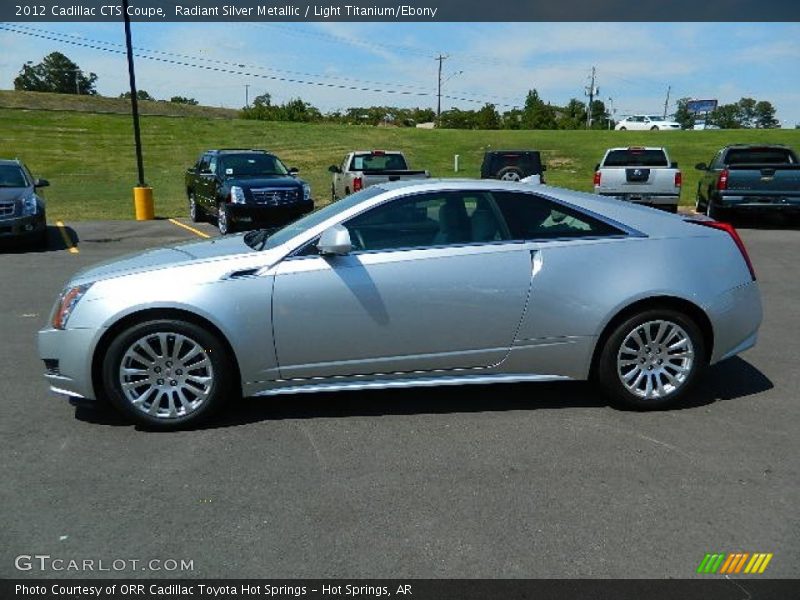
xmin=225 ymin=175 xmax=303 ymax=189
xmin=0 ymin=187 xmax=29 ymax=202
xmin=69 ymin=234 xmax=258 ymax=285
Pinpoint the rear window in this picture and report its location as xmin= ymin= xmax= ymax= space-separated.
xmin=725 ymin=148 xmax=797 ymax=165
xmin=351 ymin=153 xmax=408 ymax=171
xmin=603 ymin=150 xmax=669 ymax=167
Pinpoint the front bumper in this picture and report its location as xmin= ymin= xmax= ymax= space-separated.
xmin=228 ymin=200 xmax=314 ymax=226
xmin=38 ymin=326 xmax=103 ymax=400
xmin=0 ymin=213 xmax=46 ymax=239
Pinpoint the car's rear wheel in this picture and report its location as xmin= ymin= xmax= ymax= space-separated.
xmin=618 ymin=127 xmax=627 ymax=131
xmin=102 ymin=319 xmax=232 ymax=429
xmin=597 ymin=309 xmax=705 ymax=410
xmin=331 ymin=184 xmax=337 ymax=202
xmin=706 ymin=200 xmax=729 ymax=221
xmin=496 ymin=167 xmax=523 ymax=181
xmin=650 ymin=125 xmax=659 ymax=131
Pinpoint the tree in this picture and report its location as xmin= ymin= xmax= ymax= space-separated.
xmin=589 ymin=100 xmax=608 ymax=129
xmin=14 ymin=52 xmax=97 ymax=95
xmin=754 ymin=101 xmax=779 ymax=129
xmin=120 ymin=90 xmax=155 ymax=101
xmin=709 ymin=103 xmax=743 ymax=129
xmin=556 ymin=99 xmax=587 ymax=130
xmin=521 ymin=89 xmax=557 ymax=129
xmin=474 ymin=103 xmax=500 ymax=130
xmin=170 ymin=96 xmax=198 ymax=105
xmin=673 ymin=97 xmax=695 ymax=130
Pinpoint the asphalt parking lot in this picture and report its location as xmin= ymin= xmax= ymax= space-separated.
xmin=0 ymin=217 xmax=798 ymax=579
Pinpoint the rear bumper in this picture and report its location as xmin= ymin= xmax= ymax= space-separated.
xmin=717 ymin=195 xmax=800 ymax=211
xmin=228 ymin=200 xmax=314 ymax=225
xmin=704 ymin=280 xmax=762 ymax=364
xmin=598 ymin=192 xmax=679 ymax=206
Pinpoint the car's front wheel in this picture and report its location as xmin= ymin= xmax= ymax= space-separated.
xmin=102 ymin=319 xmax=233 ymax=429
xmin=217 ymin=202 xmax=232 ymax=235
xmin=650 ymin=125 xmax=659 ymax=131
xmin=597 ymin=309 xmax=705 ymax=410
xmin=188 ymin=192 xmax=203 ymax=223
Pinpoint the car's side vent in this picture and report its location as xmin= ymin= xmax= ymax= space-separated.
xmin=226 ymin=268 xmax=260 ymax=280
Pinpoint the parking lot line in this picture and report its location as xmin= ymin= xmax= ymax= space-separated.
xmin=168 ymin=218 xmax=211 ymax=239
xmin=55 ymin=220 xmax=79 ymax=254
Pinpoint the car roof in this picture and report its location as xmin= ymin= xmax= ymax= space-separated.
xmin=0 ymin=158 xmax=23 ymax=166
xmin=207 ymin=149 xmax=274 ymax=155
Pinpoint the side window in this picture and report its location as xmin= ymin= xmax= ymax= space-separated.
xmin=208 ymin=156 xmax=218 ymax=174
xmin=492 ymin=192 xmax=624 ymax=240
xmin=344 ymin=191 xmax=509 ymax=252
xmin=197 ymin=154 xmax=211 ymax=172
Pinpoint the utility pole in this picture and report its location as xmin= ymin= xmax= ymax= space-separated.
xmin=245 ymin=84 xmax=250 ymax=108
xmin=584 ymin=66 xmax=598 ymax=129
xmin=435 ymin=53 xmax=448 ymax=126
xmin=663 ymin=85 xmax=672 ymax=119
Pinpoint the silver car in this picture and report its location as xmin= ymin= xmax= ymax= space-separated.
xmin=38 ymin=180 xmax=762 ymax=429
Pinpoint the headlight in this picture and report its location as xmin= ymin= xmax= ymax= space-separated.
xmin=21 ymin=195 xmax=39 ymax=216
xmin=230 ymin=186 xmax=246 ymax=204
xmin=52 ymin=283 xmax=93 ymax=329
xmin=302 ymin=183 xmax=311 ymax=201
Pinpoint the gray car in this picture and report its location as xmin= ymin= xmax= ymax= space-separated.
xmin=0 ymin=159 xmax=49 ymax=246
xmin=38 ymin=180 xmax=762 ymax=429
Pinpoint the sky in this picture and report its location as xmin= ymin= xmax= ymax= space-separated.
xmin=1 ymin=22 xmax=799 ymax=126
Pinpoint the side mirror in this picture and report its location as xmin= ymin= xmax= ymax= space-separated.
xmin=318 ymin=225 xmax=352 ymax=256
xmin=695 ymin=162 xmax=708 ymax=171
xmin=671 ymin=161 xmax=678 ymax=169
xmin=34 ymin=178 xmax=50 ymax=188
xmin=288 ymin=167 xmax=299 ymax=175
xmin=328 ymin=165 xmax=341 ymax=174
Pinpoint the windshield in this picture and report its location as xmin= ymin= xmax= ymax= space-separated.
xmin=0 ymin=165 xmax=28 ymax=188
xmin=219 ymin=154 xmax=288 ymax=177
xmin=726 ymin=148 xmax=797 ymax=165
xmin=249 ymin=186 xmax=386 ymax=250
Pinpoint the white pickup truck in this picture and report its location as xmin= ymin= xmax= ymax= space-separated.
xmin=329 ymin=151 xmax=429 ymax=201
xmin=593 ymin=147 xmax=682 ymax=213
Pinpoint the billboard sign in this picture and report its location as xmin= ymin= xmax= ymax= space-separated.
xmin=687 ymin=99 xmax=718 ymax=114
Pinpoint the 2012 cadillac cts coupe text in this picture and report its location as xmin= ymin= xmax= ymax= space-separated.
xmin=38 ymin=180 xmax=762 ymax=429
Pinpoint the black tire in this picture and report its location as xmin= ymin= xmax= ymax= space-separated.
xmin=188 ymin=192 xmax=203 ymax=223
xmin=596 ymin=308 xmax=706 ymax=410
xmin=217 ymin=202 xmax=232 ymax=235
xmin=695 ymin=184 xmax=707 ymax=214
xmin=665 ymin=204 xmax=679 ymax=214
xmin=650 ymin=125 xmax=659 ymax=131
xmin=102 ymin=319 xmax=233 ymax=429
xmin=706 ymin=199 xmax=729 ymax=221
xmin=495 ymin=167 xmax=523 ymax=181
xmin=619 ymin=127 xmax=627 ymax=131
xmin=331 ymin=184 xmax=337 ymax=202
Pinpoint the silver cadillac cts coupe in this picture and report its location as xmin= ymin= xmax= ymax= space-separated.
xmin=38 ymin=180 xmax=762 ymax=429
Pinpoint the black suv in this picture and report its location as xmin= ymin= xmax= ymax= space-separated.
xmin=480 ymin=150 xmax=546 ymax=182
xmin=185 ymin=149 xmax=313 ymax=235
xmin=0 ymin=159 xmax=49 ymax=247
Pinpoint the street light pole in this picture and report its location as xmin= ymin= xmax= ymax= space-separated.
xmin=122 ymin=0 xmax=145 ymax=187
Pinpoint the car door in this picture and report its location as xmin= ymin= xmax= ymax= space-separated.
xmin=271 ymin=190 xmax=535 ymax=379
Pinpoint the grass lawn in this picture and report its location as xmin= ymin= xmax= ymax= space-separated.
xmin=1 ymin=103 xmax=798 ymax=222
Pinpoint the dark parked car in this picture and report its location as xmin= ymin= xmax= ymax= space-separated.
xmin=695 ymin=145 xmax=800 ymax=221
xmin=0 ymin=159 xmax=48 ymax=247
xmin=480 ymin=150 xmax=546 ymax=182
xmin=185 ymin=149 xmax=313 ymax=235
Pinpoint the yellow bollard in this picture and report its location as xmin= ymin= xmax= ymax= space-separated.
xmin=133 ymin=186 xmax=155 ymax=220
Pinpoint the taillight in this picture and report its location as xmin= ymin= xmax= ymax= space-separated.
xmin=717 ymin=169 xmax=729 ymax=191
xmin=689 ymin=219 xmax=756 ymax=281
xmin=353 ymin=177 xmax=363 ymax=192
xmin=593 ymin=171 xmax=601 ymax=186
xmin=674 ymin=171 xmax=682 ymax=187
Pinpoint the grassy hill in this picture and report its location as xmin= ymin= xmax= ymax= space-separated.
xmin=0 ymin=100 xmax=797 ymax=222
xmin=0 ymin=90 xmax=239 ymax=119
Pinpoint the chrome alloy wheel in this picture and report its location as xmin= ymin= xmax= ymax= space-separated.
xmin=616 ymin=320 xmax=695 ymax=400
xmin=119 ymin=332 xmax=214 ymax=419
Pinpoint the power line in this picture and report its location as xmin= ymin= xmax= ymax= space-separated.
xmin=0 ymin=24 xmax=522 ymax=109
